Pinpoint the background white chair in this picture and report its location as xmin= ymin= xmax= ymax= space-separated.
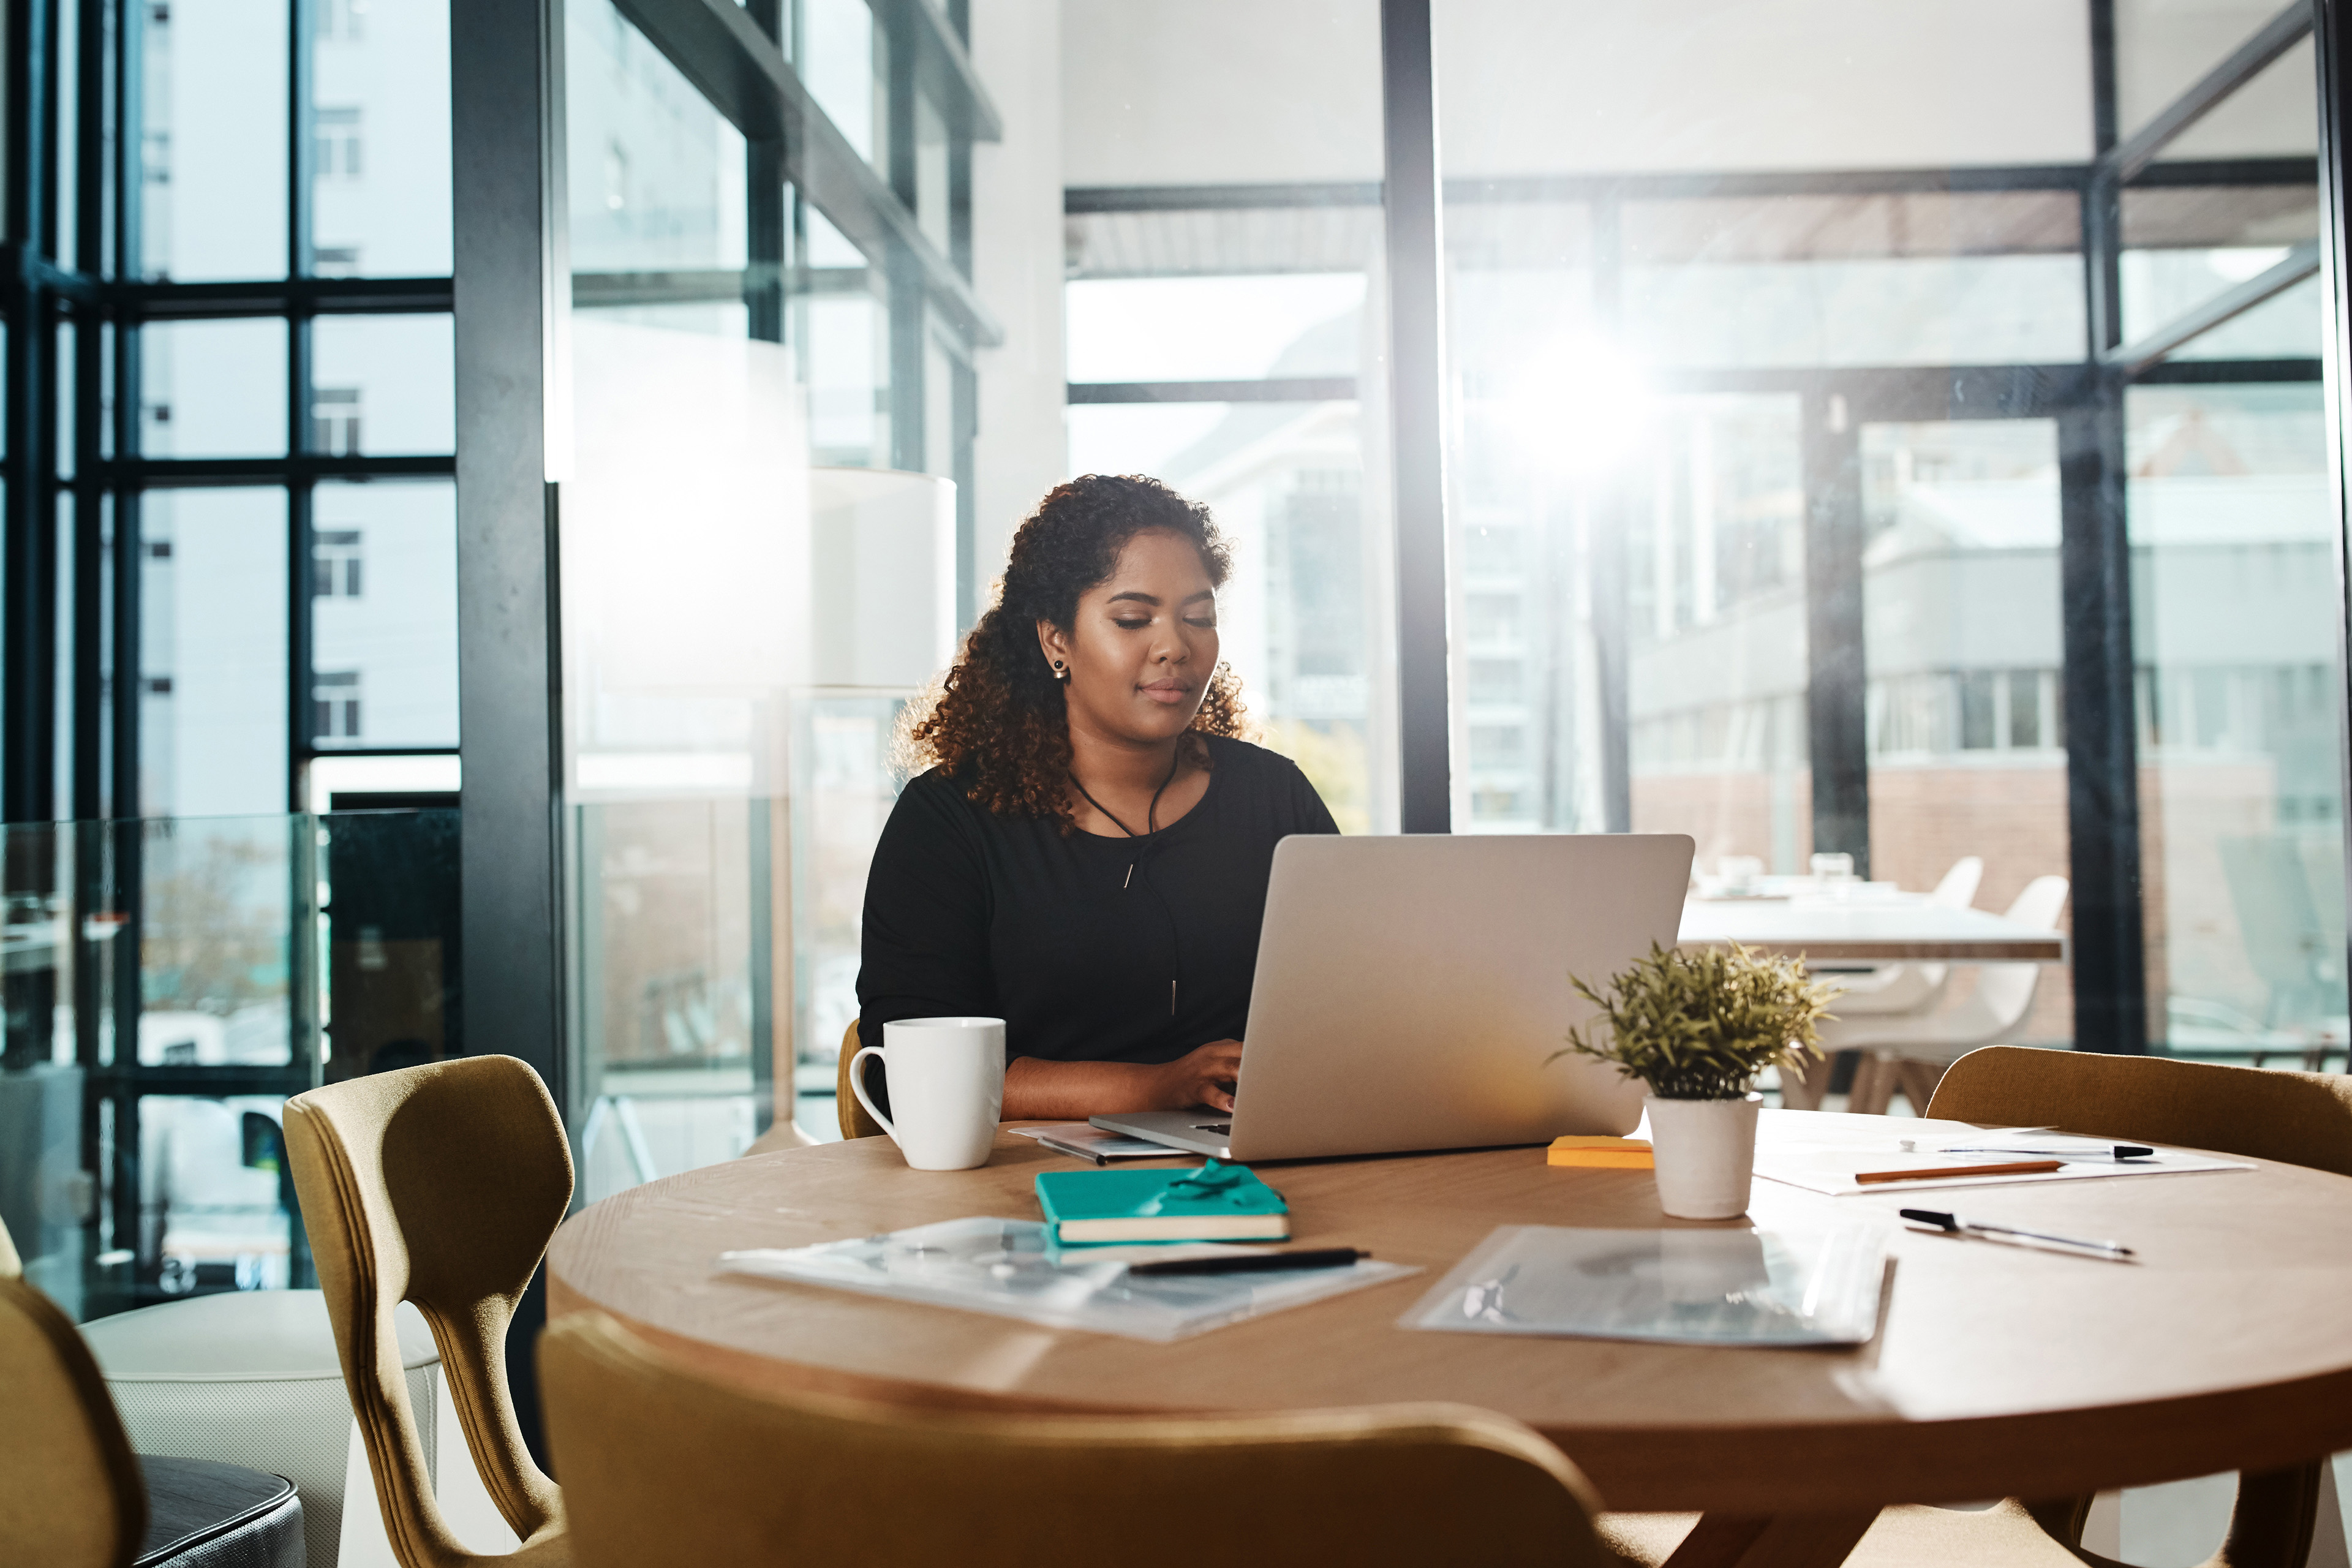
xmin=1781 ymin=857 xmax=1983 ymax=1109
xmin=1823 ymin=856 xmax=1984 ymax=1016
xmin=1822 ymin=875 xmax=2073 ymax=1115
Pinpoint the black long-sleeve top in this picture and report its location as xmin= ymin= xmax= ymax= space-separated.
xmin=856 ymin=734 xmax=1340 ymax=1064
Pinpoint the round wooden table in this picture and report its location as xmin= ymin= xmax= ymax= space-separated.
xmin=548 ymin=1111 xmax=2352 ymax=1562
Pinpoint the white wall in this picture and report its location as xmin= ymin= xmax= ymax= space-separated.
xmin=1437 ymin=0 xmax=2094 ymax=175
xmin=970 ymin=0 xmax=1074 ymax=595
xmin=1061 ymin=0 xmax=1382 ymax=188
xmin=1060 ymin=1 xmax=2098 ymax=188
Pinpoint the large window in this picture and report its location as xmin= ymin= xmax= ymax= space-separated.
xmin=0 ymin=0 xmax=459 ymax=1319
xmin=1430 ymin=0 xmax=2341 ymax=1064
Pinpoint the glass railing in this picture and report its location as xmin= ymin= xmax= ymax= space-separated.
xmin=0 ymin=809 xmax=458 ymax=1323
xmin=570 ymin=701 xmax=914 ymax=1198
xmin=3 ymin=772 xmax=910 ymax=1322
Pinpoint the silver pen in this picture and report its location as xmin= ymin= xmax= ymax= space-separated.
xmin=1035 ymin=1134 xmax=1108 ymax=1166
xmin=1901 ymin=1207 xmax=2135 ymax=1257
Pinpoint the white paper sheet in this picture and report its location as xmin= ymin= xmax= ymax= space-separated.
xmin=1752 ymin=1135 xmax=2254 ymax=1197
xmin=718 ymin=1216 xmax=1419 ymax=1343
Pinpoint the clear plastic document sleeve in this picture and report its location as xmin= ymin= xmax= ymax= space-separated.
xmin=718 ymin=1216 xmax=1419 ymax=1343
xmin=1399 ymin=1224 xmax=1887 ymax=1347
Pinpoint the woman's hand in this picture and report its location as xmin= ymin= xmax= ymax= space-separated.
xmin=1149 ymin=1038 xmax=1243 ymax=1113
xmin=1000 ymin=1041 xmax=1243 ymax=1120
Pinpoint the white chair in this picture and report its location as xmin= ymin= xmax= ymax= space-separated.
xmin=1824 ymin=857 xmax=1984 ymax=1017
xmin=1822 ymin=876 xmax=2072 ymax=1115
xmin=1781 ymin=858 xmax=1983 ymax=1109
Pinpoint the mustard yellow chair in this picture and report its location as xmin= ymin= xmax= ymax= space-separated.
xmin=284 ymin=1055 xmax=575 ymax=1568
xmin=0 ymin=1272 xmax=146 ymax=1568
xmin=837 ymin=1017 xmax=886 ymax=1139
xmin=1918 ymin=1045 xmax=2352 ymax=1568
xmin=540 ymin=1307 xmax=1623 ymax=1568
xmin=1 ymin=1265 xmax=309 ymax=1568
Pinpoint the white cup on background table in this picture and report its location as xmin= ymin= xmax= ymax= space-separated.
xmin=850 ymin=1017 xmax=1006 ymax=1170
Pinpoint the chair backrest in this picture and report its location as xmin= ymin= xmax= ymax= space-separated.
xmin=1927 ymin=1046 xmax=2352 ymax=1175
xmin=1970 ymin=876 xmax=2070 ymax=1028
xmin=1931 ymin=856 xmax=1984 ymax=909
xmin=0 ymin=1275 xmax=145 ymax=1568
xmin=284 ymin=1056 xmax=574 ymax=1568
xmin=837 ymin=1017 xmax=886 ymax=1139
xmin=541 ymin=1310 xmax=1615 ymax=1568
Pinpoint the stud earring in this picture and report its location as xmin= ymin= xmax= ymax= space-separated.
xmin=1052 ymin=660 xmax=1068 ymax=680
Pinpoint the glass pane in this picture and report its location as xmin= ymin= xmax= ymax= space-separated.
xmin=1065 ymin=273 xmax=1367 ymax=383
xmin=788 ymin=695 xmax=903 ymax=1144
xmin=141 ymin=0 xmax=290 ymax=282
xmin=1438 ymin=0 xmax=2110 ymax=1074
xmin=2169 ymin=273 xmax=2324 ymax=361
xmin=307 ymin=314 xmax=456 ymax=455
xmin=55 ymin=0 xmax=78 ymax=273
xmin=801 ymin=0 xmax=886 ymax=173
xmin=309 ymin=0 xmax=454 ymax=276
xmin=140 ymin=816 xmax=296 ymax=1072
xmin=801 ymin=290 xmax=888 ymax=465
xmin=567 ymin=0 xmax=750 ymax=335
xmin=2120 ymin=181 xmax=2320 ymax=355
xmin=1069 ymin=398 xmax=1387 ymax=834
xmin=309 ymin=480 xmax=458 ymax=750
xmin=575 ymin=800 xmax=767 ymax=1204
xmin=321 ymin=808 xmax=462 ymax=1080
xmin=1623 ymin=193 xmax=2085 ymax=369
xmin=2 ymin=809 xmax=463 ymax=1320
xmin=2116 ymin=0 xmax=2296 ymax=138
xmin=1861 ymin=419 xmax=2071 ymax=1042
xmin=141 ymin=319 xmax=290 ymax=458
xmin=1619 ymin=394 xmax=1810 ymax=848
xmin=140 ymin=489 xmax=289 ymax=817
xmin=915 ymin=90 xmax=951 ymax=255
xmin=2161 ymin=37 xmax=2318 ymax=164
xmin=137 ymin=1095 xmax=295 ymax=1294
xmin=2131 ymin=383 xmax=2347 ymax=1058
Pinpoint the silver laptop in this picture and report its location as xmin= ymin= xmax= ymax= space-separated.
xmin=1092 ymin=832 xmax=1695 ymax=1161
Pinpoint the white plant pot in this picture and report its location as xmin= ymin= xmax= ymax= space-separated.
xmin=1645 ymin=1092 xmax=1762 ymax=1220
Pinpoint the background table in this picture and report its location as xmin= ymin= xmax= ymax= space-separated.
xmin=548 ymin=1112 xmax=2352 ymax=1562
xmin=1679 ymin=899 xmax=2069 ymax=962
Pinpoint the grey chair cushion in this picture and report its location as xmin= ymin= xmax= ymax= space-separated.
xmin=137 ymin=1454 xmax=305 ymax=1568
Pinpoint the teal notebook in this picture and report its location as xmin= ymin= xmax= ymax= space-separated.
xmin=1035 ymin=1159 xmax=1291 ymax=1244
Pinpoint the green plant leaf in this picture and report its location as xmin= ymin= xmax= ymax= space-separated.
xmin=1544 ymin=941 xmax=1838 ymax=1101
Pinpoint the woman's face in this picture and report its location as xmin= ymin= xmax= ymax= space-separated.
xmin=1038 ymin=528 xmax=1220 ymax=747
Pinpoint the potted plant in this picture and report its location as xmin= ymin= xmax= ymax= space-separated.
xmin=1550 ymin=942 xmax=1836 ymax=1219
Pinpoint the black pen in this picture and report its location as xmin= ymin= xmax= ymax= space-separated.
xmin=1127 ymin=1247 xmax=1368 ymax=1277
xmin=1937 ymin=1144 xmax=2154 ymax=1161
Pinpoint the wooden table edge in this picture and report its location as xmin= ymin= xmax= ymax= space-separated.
xmin=1679 ymin=938 xmax=2068 ymax=961
xmin=543 ymin=1268 xmax=2352 ymax=1513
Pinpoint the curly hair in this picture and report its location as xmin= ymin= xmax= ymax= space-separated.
xmin=901 ymin=473 xmax=1250 ymax=827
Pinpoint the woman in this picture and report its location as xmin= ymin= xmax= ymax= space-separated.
xmin=856 ymin=473 xmax=1339 ymax=1119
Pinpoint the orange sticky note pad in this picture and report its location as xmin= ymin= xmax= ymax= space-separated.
xmin=1547 ymin=1136 xmax=1654 ymax=1169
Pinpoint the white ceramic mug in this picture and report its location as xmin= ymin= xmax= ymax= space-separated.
xmin=850 ymin=1017 xmax=1006 ymax=1170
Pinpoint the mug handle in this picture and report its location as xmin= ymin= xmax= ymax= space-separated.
xmin=848 ymin=1045 xmax=895 ymax=1138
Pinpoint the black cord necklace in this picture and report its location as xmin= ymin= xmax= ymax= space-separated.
xmin=1070 ymin=746 xmax=1188 ymax=1016
xmin=1069 ymin=745 xmax=1183 ymax=885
